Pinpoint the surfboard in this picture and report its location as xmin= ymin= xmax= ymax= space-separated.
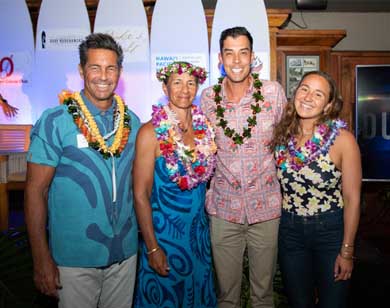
xmin=150 ymin=0 xmax=209 ymax=106
xmin=210 ymin=0 xmax=270 ymax=84
xmin=0 ymin=0 xmax=34 ymax=124
xmin=94 ymin=0 xmax=151 ymax=122
xmin=33 ymin=0 xmax=90 ymax=121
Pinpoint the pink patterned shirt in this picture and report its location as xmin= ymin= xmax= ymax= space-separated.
xmin=200 ymin=77 xmax=287 ymax=224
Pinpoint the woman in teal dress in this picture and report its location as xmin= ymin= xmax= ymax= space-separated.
xmin=133 ymin=62 xmax=217 ymax=307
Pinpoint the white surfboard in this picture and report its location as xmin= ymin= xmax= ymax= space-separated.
xmin=94 ymin=0 xmax=151 ymax=122
xmin=150 ymin=0 xmax=209 ymax=107
xmin=210 ymin=0 xmax=270 ymax=84
xmin=0 ymin=0 xmax=34 ymax=124
xmin=33 ymin=0 xmax=90 ymax=122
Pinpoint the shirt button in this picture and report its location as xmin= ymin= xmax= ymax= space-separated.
xmin=232 ymin=180 xmax=241 ymax=189
xmin=101 ymin=111 xmax=106 ymax=116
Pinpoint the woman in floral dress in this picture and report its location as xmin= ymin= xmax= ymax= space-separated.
xmin=271 ymin=71 xmax=361 ymax=308
xmin=133 ymin=62 xmax=217 ymax=307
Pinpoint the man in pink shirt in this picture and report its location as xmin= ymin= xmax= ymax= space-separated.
xmin=200 ymin=27 xmax=287 ymax=308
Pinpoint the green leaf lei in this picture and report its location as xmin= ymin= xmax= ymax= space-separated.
xmin=213 ymin=73 xmax=264 ymax=145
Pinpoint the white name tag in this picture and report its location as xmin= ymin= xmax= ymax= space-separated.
xmin=77 ymin=134 xmax=89 ymax=148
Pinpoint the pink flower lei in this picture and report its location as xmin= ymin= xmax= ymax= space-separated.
xmin=151 ymin=104 xmax=217 ymax=190
xmin=275 ymin=119 xmax=347 ymax=171
xmin=156 ymin=61 xmax=208 ymax=84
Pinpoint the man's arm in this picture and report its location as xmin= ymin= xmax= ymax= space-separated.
xmin=24 ymin=162 xmax=61 ymax=297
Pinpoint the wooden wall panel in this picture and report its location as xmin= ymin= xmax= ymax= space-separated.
xmin=330 ymin=51 xmax=390 ymax=128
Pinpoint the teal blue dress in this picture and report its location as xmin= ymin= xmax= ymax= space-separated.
xmin=134 ymin=157 xmax=217 ymax=308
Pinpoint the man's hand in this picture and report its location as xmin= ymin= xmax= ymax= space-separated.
xmin=33 ymin=255 xmax=62 ymax=297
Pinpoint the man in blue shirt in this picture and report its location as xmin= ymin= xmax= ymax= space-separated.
xmin=25 ymin=33 xmax=141 ymax=308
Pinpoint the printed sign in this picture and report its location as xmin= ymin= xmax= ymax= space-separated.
xmin=98 ymin=27 xmax=149 ymax=63
xmin=38 ymin=29 xmax=87 ymax=51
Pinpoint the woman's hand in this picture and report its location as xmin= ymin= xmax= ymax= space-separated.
xmin=33 ymin=254 xmax=61 ymax=297
xmin=148 ymin=248 xmax=170 ymax=276
xmin=334 ymin=254 xmax=354 ymax=281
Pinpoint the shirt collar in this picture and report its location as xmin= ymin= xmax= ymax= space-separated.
xmin=80 ymin=90 xmax=116 ymax=116
xmin=221 ymin=74 xmax=254 ymax=103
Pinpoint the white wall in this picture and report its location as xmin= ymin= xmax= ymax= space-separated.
xmin=286 ymin=12 xmax=390 ymax=50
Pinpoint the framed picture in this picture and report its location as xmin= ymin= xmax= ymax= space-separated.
xmin=286 ymin=55 xmax=320 ymax=98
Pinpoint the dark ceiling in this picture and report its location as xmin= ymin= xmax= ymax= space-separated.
xmin=202 ymin=0 xmax=390 ymax=12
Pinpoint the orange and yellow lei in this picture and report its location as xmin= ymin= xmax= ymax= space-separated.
xmin=59 ymin=90 xmax=131 ymax=159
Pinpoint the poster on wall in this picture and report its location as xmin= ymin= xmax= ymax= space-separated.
xmin=0 ymin=0 xmax=34 ymax=124
xmin=150 ymin=0 xmax=209 ymax=107
xmin=33 ymin=0 xmax=90 ymax=122
xmin=210 ymin=0 xmax=270 ymax=84
xmin=94 ymin=0 xmax=151 ymax=122
xmin=286 ymin=55 xmax=319 ymax=98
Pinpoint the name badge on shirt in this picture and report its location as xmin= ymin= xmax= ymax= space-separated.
xmin=77 ymin=134 xmax=89 ymax=148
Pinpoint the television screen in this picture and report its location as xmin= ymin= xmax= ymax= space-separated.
xmin=356 ymin=65 xmax=390 ymax=181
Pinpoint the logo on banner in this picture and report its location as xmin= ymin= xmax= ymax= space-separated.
xmin=0 ymin=56 xmax=14 ymax=79
xmin=41 ymin=31 xmax=47 ymax=49
xmin=252 ymin=52 xmax=269 ymax=79
xmin=153 ymin=54 xmax=207 ymax=72
xmin=39 ymin=29 xmax=87 ymax=51
xmin=0 ymin=52 xmax=32 ymax=85
xmin=251 ymin=55 xmax=263 ymax=73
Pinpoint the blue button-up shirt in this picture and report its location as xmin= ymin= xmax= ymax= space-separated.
xmin=28 ymin=91 xmax=141 ymax=267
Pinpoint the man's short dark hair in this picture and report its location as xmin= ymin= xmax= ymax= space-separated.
xmin=79 ymin=33 xmax=124 ymax=68
xmin=219 ymin=26 xmax=253 ymax=53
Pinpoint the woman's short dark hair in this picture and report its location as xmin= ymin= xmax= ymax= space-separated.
xmin=219 ymin=26 xmax=253 ymax=52
xmin=79 ymin=33 xmax=124 ymax=68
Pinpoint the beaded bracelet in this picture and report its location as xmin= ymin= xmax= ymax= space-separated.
xmin=146 ymin=247 xmax=160 ymax=255
xmin=342 ymin=243 xmax=354 ymax=248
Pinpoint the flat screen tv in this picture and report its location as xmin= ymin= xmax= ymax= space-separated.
xmin=355 ymin=65 xmax=390 ymax=181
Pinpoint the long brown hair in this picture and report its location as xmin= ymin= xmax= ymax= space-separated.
xmin=270 ymin=71 xmax=343 ymax=151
